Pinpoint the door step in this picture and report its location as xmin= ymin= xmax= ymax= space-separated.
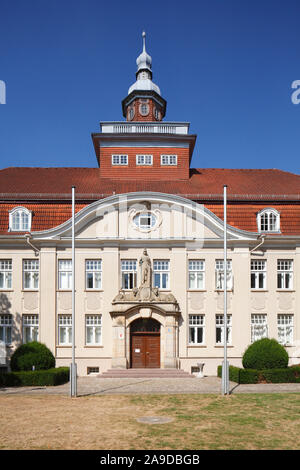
xmin=99 ymin=368 xmax=195 ymax=378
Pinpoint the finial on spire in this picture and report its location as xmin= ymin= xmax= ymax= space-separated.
xmin=142 ymin=31 xmax=146 ymax=52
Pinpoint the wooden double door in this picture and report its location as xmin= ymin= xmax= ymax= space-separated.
xmin=130 ymin=318 xmax=160 ymax=368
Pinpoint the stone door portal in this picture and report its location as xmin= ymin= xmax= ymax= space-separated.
xmin=130 ymin=318 xmax=160 ymax=368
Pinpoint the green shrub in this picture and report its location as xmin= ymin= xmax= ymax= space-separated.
xmin=242 ymin=338 xmax=289 ymax=370
xmin=0 ymin=367 xmax=69 ymax=387
xmin=10 ymin=341 xmax=55 ymax=372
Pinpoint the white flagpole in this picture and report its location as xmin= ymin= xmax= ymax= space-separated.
xmin=70 ymin=185 xmax=77 ymax=397
xmin=222 ymin=185 xmax=229 ymax=395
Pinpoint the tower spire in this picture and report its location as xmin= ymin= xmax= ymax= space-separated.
xmin=142 ymin=31 xmax=146 ymax=53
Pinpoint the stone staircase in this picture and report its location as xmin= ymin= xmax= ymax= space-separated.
xmin=99 ymin=368 xmax=195 ymax=378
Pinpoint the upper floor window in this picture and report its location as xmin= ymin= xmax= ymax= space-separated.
xmin=121 ymin=260 xmax=137 ymax=290
xmin=251 ymin=260 xmax=266 ymax=290
xmin=215 ymin=260 xmax=233 ymax=290
xmin=188 ymin=260 xmax=205 ymax=290
xmin=23 ymin=259 xmax=39 ymax=290
xmin=136 ymin=154 xmax=153 ymax=166
xmin=153 ymin=260 xmax=170 ymax=289
xmin=112 ymin=155 xmax=128 ymax=166
xmin=277 ymin=260 xmax=293 ymax=290
xmin=58 ymin=260 xmax=72 ymax=290
xmin=161 ymin=155 xmax=177 ymax=166
xmin=86 ymin=260 xmax=102 ymax=290
xmin=0 ymin=260 xmax=12 ymax=290
xmin=257 ymin=208 xmax=280 ymax=233
xmin=9 ymin=207 xmax=32 ymax=232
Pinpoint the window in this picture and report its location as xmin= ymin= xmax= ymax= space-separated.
xmin=251 ymin=260 xmax=266 ymax=290
xmin=133 ymin=212 xmax=157 ymax=230
xmin=0 ymin=260 xmax=12 ymax=290
xmin=9 ymin=207 xmax=32 ymax=232
xmin=23 ymin=259 xmax=39 ymax=290
xmin=58 ymin=315 xmax=72 ymax=345
xmin=257 ymin=209 xmax=280 ymax=232
xmin=86 ymin=260 xmax=102 ymax=290
xmin=161 ymin=155 xmax=177 ymax=166
xmin=215 ymin=260 xmax=233 ymax=290
xmin=136 ymin=154 xmax=153 ymax=165
xmin=23 ymin=315 xmax=39 ymax=343
xmin=153 ymin=260 xmax=170 ymax=289
xmin=86 ymin=315 xmax=102 ymax=345
xmin=216 ymin=315 xmax=232 ymax=344
xmin=112 ymin=154 xmax=128 ymax=165
xmin=188 ymin=260 xmax=205 ymax=290
xmin=277 ymin=314 xmax=293 ymax=345
xmin=58 ymin=260 xmax=72 ymax=290
xmin=277 ymin=260 xmax=293 ymax=290
xmin=121 ymin=260 xmax=137 ymax=290
xmin=189 ymin=315 xmax=205 ymax=345
xmin=251 ymin=314 xmax=268 ymax=342
xmin=139 ymin=102 xmax=149 ymax=116
xmin=0 ymin=315 xmax=12 ymax=344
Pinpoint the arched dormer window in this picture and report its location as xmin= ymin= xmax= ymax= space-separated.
xmin=9 ymin=207 xmax=32 ymax=232
xmin=257 ymin=208 xmax=280 ymax=233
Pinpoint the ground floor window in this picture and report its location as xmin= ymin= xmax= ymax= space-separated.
xmin=0 ymin=314 xmax=12 ymax=344
xmin=85 ymin=315 xmax=102 ymax=345
xmin=216 ymin=314 xmax=232 ymax=344
xmin=277 ymin=314 xmax=293 ymax=345
xmin=58 ymin=315 xmax=72 ymax=345
xmin=23 ymin=314 xmax=39 ymax=343
xmin=251 ymin=314 xmax=268 ymax=342
xmin=189 ymin=315 xmax=205 ymax=344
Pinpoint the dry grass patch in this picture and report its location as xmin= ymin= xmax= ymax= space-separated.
xmin=0 ymin=393 xmax=299 ymax=450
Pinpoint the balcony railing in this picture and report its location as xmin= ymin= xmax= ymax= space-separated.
xmin=100 ymin=122 xmax=190 ymax=135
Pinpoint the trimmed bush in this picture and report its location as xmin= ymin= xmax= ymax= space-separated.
xmin=10 ymin=341 xmax=55 ymax=372
xmin=0 ymin=367 xmax=69 ymax=387
xmin=217 ymin=365 xmax=300 ymax=384
xmin=242 ymin=338 xmax=289 ymax=370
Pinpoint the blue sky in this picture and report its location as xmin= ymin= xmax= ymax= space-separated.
xmin=0 ymin=0 xmax=299 ymax=174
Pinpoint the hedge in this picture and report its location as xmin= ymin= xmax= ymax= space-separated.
xmin=217 ymin=365 xmax=300 ymax=384
xmin=0 ymin=367 xmax=70 ymax=387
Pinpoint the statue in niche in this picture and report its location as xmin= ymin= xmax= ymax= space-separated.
xmin=139 ymin=249 xmax=152 ymax=288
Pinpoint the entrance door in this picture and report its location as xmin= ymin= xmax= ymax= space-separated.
xmin=130 ymin=318 xmax=160 ymax=368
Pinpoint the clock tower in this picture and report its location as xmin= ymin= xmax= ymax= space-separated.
xmin=122 ymin=32 xmax=167 ymax=122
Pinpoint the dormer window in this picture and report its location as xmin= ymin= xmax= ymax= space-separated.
xmin=257 ymin=208 xmax=280 ymax=233
xmin=9 ymin=207 xmax=32 ymax=232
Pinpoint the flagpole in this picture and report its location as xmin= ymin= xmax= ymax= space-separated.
xmin=222 ymin=185 xmax=229 ymax=395
xmin=70 ymin=185 xmax=77 ymax=397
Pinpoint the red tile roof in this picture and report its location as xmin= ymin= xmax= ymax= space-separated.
xmin=0 ymin=167 xmax=299 ymax=235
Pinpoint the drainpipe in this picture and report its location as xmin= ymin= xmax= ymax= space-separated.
xmin=250 ymin=234 xmax=266 ymax=254
xmin=25 ymin=234 xmax=40 ymax=256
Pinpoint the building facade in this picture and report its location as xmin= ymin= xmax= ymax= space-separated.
xmin=0 ymin=34 xmax=300 ymax=376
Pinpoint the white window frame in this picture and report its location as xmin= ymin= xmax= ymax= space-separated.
xmin=9 ymin=207 xmax=32 ymax=232
xmin=153 ymin=260 xmax=170 ymax=290
xmin=251 ymin=260 xmax=267 ymax=290
xmin=216 ymin=314 xmax=232 ymax=345
xmin=189 ymin=315 xmax=205 ymax=345
xmin=58 ymin=260 xmax=72 ymax=290
xmin=188 ymin=260 xmax=205 ymax=290
xmin=86 ymin=260 xmax=102 ymax=290
xmin=133 ymin=212 xmax=157 ymax=231
xmin=277 ymin=260 xmax=293 ymax=290
xmin=112 ymin=154 xmax=128 ymax=166
xmin=251 ymin=314 xmax=268 ymax=343
xmin=0 ymin=259 xmax=12 ymax=290
xmin=136 ymin=154 xmax=153 ymax=166
xmin=85 ymin=315 xmax=102 ymax=346
xmin=23 ymin=259 xmax=39 ymax=290
xmin=160 ymin=154 xmax=177 ymax=166
xmin=58 ymin=314 xmax=72 ymax=346
xmin=257 ymin=208 xmax=280 ymax=233
xmin=215 ymin=260 xmax=233 ymax=290
xmin=23 ymin=314 xmax=39 ymax=343
xmin=0 ymin=314 xmax=12 ymax=345
xmin=277 ymin=314 xmax=294 ymax=346
xmin=121 ymin=260 xmax=137 ymax=290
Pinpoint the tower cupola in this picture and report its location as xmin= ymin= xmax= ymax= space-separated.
xmin=122 ymin=32 xmax=166 ymax=122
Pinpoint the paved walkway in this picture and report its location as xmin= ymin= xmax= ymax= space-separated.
xmin=0 ymin=376 xmax=300 ymax=396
